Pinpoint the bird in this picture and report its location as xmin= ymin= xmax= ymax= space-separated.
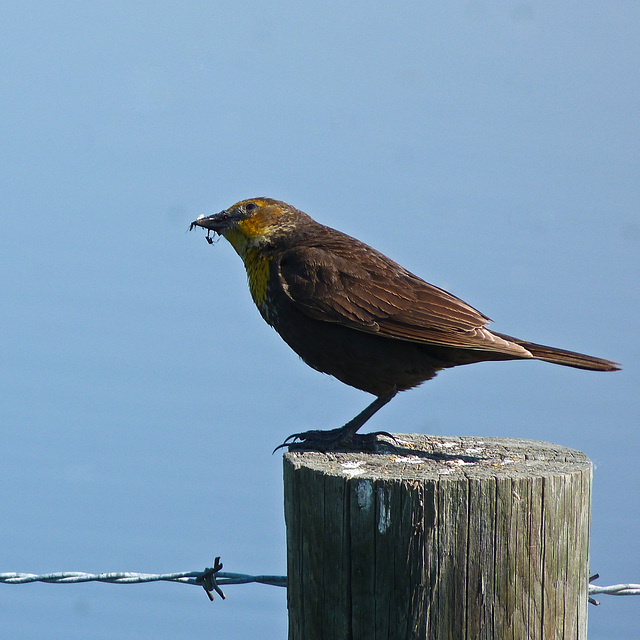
xmin=190 ymin=198 xmax=620 ymax=451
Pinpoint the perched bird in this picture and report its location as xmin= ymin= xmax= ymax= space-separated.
xmin=190 ymin=198 xmax=619 ymax=451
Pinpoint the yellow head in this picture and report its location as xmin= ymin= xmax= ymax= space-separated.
xmin=191 ymin=198 xmax=308 ymax=308
xmin=191 ymin=197 xmax=299 ymax=259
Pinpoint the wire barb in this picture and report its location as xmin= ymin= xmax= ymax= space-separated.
xmin=589 ymin=573 xmax=601 ymax=606
xmin=196 ymin=557 xmax=225 ymax=601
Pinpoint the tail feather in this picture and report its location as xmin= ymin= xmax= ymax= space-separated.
xmin=494 ymin=332 xmax=621 ymax=372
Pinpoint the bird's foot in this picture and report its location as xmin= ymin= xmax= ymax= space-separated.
xmin=274 ymin=427 xmax=397 ymax=453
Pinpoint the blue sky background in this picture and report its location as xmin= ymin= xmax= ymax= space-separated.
xmin=1 ymin=2 xmax=638 ymax=638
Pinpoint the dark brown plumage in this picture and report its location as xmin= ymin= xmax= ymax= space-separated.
xmin=190 ymin=198 xmax=620 ymax=450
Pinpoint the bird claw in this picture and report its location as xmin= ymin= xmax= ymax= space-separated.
xmin=273 ymin=428 xmax=397 ymax=453
xmin=271 ymin=433 xmax=301 ymax=453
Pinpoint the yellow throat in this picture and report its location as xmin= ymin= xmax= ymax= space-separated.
xmin=243 ymin=248 xmax=270 ymax=308
xmin=220 ymin=227 xmax=270 ymax=308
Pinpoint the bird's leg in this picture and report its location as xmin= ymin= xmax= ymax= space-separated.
xmin=276 ymin=388 xmax=398 ymax=452
xmin=338 ymin=388 xmax=398 ymax=441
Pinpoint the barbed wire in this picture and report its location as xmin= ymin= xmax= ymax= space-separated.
xmin=588 ymin=573 xmax=640 ymax=606
xmin=0 ymin=557 xmax=285 ymax=601
xmin=589 ymin=584 xmax=640 ymax=596
xmin=1 ymin=563 xmax=637 ymax=605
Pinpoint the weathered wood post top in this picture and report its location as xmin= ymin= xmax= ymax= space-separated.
xmin=284 ymin=434 xmax=592 ymax=640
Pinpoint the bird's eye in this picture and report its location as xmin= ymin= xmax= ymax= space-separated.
xmin=245 ymin=202 xmax=257 ymax=212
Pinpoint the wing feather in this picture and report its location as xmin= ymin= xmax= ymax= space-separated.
xmin=275 ymin=241 xmax=531 ymax=358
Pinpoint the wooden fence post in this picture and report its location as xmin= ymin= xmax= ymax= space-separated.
xmin=283 ymin=434 xmax=591 ymax=640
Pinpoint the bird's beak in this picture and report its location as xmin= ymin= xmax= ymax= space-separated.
xmin=189 ymin=210 xmax=234 ymax=234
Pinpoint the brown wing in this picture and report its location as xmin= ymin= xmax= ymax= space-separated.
xmin=275 ymin=239 xmax=531 ymax=357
